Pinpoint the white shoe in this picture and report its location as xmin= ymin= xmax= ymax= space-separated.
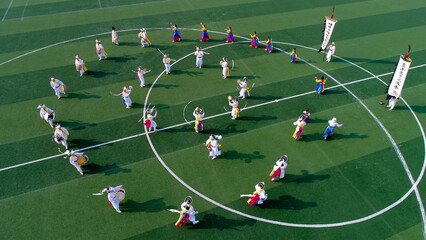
xmin=212 ymin=156 xmax=216 ymax=160
xmin=193 ymin=220 xmax=199 ymax=225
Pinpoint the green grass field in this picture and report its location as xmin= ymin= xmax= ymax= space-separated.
xmin=1 ymin=0 xmax=426 ymax=239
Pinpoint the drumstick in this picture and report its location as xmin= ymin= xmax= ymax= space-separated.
xmin=168 ymin=209 xmax=180 ymax=213
xmin=110 ymin=91 xmax=121 ymax=96
xmin=240 ymin=194 xmax=253 ymax=197
xmin=92 ymin=193 xmax=104 ymax=196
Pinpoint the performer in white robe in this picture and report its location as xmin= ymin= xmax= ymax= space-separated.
xmin=220 ymin=57 xmax=229 ymax=79
xmin=386 ymin=97 xmax=398 ymax=111
xmin=75 ymin=55 xmax=87 ymax=76
xmin=205 ymin=135 xmax=222 ymax=160
xmin=326 ymin=42 xmax=335 ymax=62
xmin=37 ymin=104 xmax=55 ymax=128
xmin=50 ymin=77 xmax=66 ymax=99
xmin=169 ymin=196 xmax=199 ymax=227
xmin=121 ymin=86 xmax=132 ymax=109
xmin=238 ymin=77 xmax=250 ymax=99
xmin=137 ymin=67 xmax=151 ymax=88
xmin=194 ymin=47 xmax=205 ymax=68
xmin=138 ymin=28 xmax=151 ymax=47
xmin=193 ymin=107 xmax=204 ymax=133
xmin=95 ymin=40 xmax=108 ymax=61
xmin=112 ymin=26 xmax=119 ymax=45
xmin=53 ymin=124 xmax=69 ymax=149
xmin=101 ymin=185 xmax=125 ymax=213
xmin=228 ymin=96 xmax=239 ymax=120
xmin=269 ymin=155 xmax=288 ymax=181
xmin=242 ymin=182 xmax=268 ymax=205
xmin=144 ymin=109 xmax=157 ymax=131
xmin=64 ymin=149 xmax=88 ymax=175
xmin=322 ymin=117 xmax=343 ymax=140
xmin=163 ymin=54 xmax=172 ymax=74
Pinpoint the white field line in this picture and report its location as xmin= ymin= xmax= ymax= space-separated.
xmin=21 ymin=0 xmax=29 ymax=20
xmin=98 ymin=0 xmax=102 ymax=9
xmin=2 ymin=0 xmax=14 ymax=21
xmin=0 ymin=28 xmax=425 ymax=229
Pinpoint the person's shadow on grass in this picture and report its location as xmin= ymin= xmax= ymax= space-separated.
xmin=284 ymin=170 xmax=331 ymax=184
xmin=258 ymin=195 xmax=317 ymax=210
xmin=221 ymin=150 xmax=264 ymax=163
xmin=121 ymin=198 xmax=174 ymax=213
xmin=188 ymin=214 xmax=256 ymax=230
xmin=84 ymin=163 xmax=131 ymax=175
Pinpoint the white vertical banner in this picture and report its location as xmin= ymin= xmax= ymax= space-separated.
xmin=388 ymin=57 xmax=411 ymax=98
xmin=320 ymin=17 xmax=337 ymax=52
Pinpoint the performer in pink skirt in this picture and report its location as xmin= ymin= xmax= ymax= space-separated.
xmin=225 ymin=26 xmax=234 ymax=42
xmin=170 ymin=22 xmax=182 ymax=42
xmin=265 ymin=37 xmax=272 ymax=53
xmin=200 ymin=22 xmax=209 ymax=41
xmin=250 ymin=32 xmax=259 ymax=48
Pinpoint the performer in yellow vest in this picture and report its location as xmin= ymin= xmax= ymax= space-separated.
xmin=53 ymin=124 xmax=69 ymax=149
xmin=95 ymin=40 xmax=108 ymax=61
xmin=228 ymin=96 xmax=239 ymax=120
xmin=50 ymin=77 xmax=66 ymax=99
xmin=138 ymin=28 xmax=151 ymax=47
xmin=75 ymin=55 xmax=87 ymax=76
xmin=238 ymin=77 xmax=250 ymax=99
xmin=37 ymin=104 xmax=56 ymax=128
xmin=64 ymin=150 xmax=88 ymax=175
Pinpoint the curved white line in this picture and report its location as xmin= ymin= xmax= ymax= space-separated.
xmin=144 ymin=29 xmax=426 ymax=228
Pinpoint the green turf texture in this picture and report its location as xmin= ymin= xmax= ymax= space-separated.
xmin=1 ymin=0 xmax=426 ymax=239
